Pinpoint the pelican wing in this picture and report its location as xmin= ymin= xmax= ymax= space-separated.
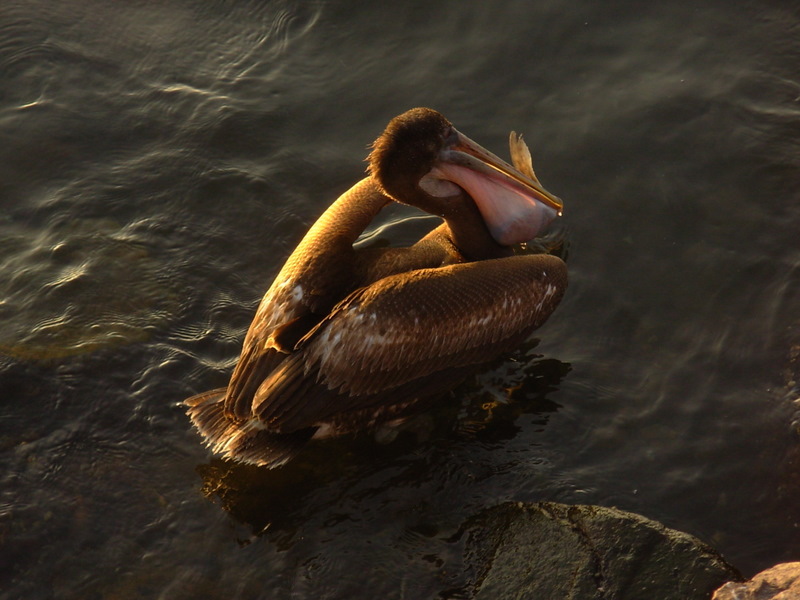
xmin=251 ymin=253 xmax=566 ymax=431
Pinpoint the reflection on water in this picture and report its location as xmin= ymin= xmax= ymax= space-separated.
xmin=1 ymin=0 xmax=799 ymax=597
xmin=186 ymin=354 xmax=568 ymax=597
xmin=196 ymin=354 xmax=568 ymax=538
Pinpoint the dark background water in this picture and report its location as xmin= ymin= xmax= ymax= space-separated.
xmin=1 ymin=0 xmax=799 ymax=598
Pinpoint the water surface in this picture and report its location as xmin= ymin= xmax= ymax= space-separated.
xmin=2 ymin=1 xmax=799 ymax=598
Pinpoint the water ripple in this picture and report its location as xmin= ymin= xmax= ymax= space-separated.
xmin=0 ymin=218 xmax=180 ymax=360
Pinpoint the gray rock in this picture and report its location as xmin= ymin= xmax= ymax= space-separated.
xmin=713 ymin=562 xmax=800 ymax=600
xmin=461 ymin=502 xmax=741 ymax=600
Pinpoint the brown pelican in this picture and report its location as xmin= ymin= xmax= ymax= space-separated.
xmin=185 ymin=107 xmax=567 ymax=467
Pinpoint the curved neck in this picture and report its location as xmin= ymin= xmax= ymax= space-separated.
xmin=438 ymin=194 xmax=512 ymax=261
xmin=274 ymin=177 xmax=392 ymax=287
xmin=304 ymin=177 xmax=392 ymax=246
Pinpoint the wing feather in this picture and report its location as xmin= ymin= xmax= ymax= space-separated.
xmin=253 ymin=253 xmax=566 ymax=430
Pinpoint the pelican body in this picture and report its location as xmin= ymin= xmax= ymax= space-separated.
xmin=185 ymin=108 xmax=567 ymax=467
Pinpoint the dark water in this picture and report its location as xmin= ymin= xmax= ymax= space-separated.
xmin=2 ymin=0 xmax=799 ymax=597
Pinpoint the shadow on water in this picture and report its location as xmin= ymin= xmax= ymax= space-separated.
xmin=194 ymin=353 xmax=571 ymax=544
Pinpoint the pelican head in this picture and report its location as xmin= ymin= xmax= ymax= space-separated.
xmin=368 ymin=107 xmax=563 ymax=246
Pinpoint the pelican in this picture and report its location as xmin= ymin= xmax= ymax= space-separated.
xmin=185 ymin=107 xmax=567 ymax=467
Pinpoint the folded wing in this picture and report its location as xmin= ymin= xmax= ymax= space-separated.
xmin=252 ymin=253 xmax=567 ymax=431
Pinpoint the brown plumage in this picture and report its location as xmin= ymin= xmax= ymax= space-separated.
xmin=185 ymin=107 xmax=567 ymax=467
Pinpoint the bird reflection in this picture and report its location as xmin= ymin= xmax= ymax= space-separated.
xmin=194 ymin=354 xmax=571 ymax=539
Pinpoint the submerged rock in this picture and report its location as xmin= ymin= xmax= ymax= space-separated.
xmin=712 ymin=562 xmax=800 ymax=600
xmin=462 ymin=502 xmax=740 ymax=600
